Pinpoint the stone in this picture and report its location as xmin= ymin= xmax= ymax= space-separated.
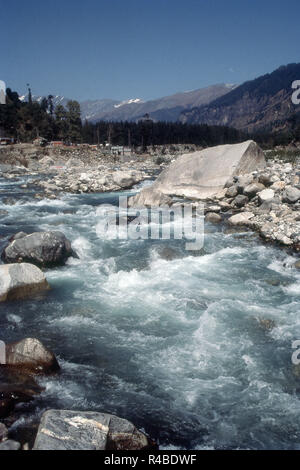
xmin=39 ymin=156 xmax=54 ymax=166
xmin=233 ymin=194 xmax=249 ymax=208
xmin=0 ymin=423 xmax=8 ymax=442
xmin=112 ymin=171 xmax=141 ymax=189
xmin=128 ymin=187 xmax=172 ymax=208
xmin=282 ymin=186 xmax=300 ymax=204
xmin=258 ymin=174 xmax=273 ymax=186
xmin=2 ymin=231 xmax=76 ymax=268
xmin=243 ymin=182 xmax=265 ymax=198
xmin=225 ymin=186 xmax=238 ymax=198
xmin=0 ymin=263 xmax=49 ymax=302
xmin=270 ymin=181 xmax=285 ymax=191
xmin=205 ymin=212 xmax=222 ymax=223
xmin=130 ymin=141 xmax=266 ymax=205
xmin=0 ymin=440 xmax=21 ymax=450
xmin=228 ymin=212 xmax=255 ymax=226
xmin=33 ymin=410 xmax=154 ymax=451
xmin=257 ymin=189 xmax=275 ymax=204
xmin=236 ymin=174 xmax=254 ymax=193
xmin=9 ymin=232 xmax=27 ymax=242
xmin=5 ymin=338 xmax=60 ymax=374
xmin=294 ymin=260 xmax=300 ymax=270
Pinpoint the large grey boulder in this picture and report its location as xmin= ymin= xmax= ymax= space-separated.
xmin=33 ymin=410 xmax=154 ymax=450
xmin=1 ymin=231 xmax=75 ymax=268
xmin=5 ymin=338 xmax=59 ymax=374
xmin=130 ymin=140 xmax=265 ymax=206
xmin=0 ymin=263 xmax=49 ymax=302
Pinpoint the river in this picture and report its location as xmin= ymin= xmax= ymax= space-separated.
xmin=1 ymin=173 xmax=300 ymax=449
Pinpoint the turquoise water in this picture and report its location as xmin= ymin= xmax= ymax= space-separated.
xmin=1 ymin=174 xmax=300 ymax=449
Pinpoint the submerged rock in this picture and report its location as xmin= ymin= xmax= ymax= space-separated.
xmin=0 ymin=263 xmax=49 ymax=302
xmin=33 ymin=410 xmax=155 ymax=451
xmin=2 ymin=231 xmax=76 ymax=268
xmin=5 ymin=338 xmax=60 ymax=374
xmin=294 ymin=260 xmax=300 ymax=270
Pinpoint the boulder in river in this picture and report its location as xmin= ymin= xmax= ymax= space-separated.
xmin=5 ymin=338 xmax=59 ymax=374
xmin=1 ymin=231 xmax=76 ymax=268
xmin=33 ymin=410 xmax=155 ymax=450
xmin=129 ymin=140 xmax=265 ymax=206
xmin=0 ymin=263 xmax=49 ymax=302
xmin=205 ymin=212 xmax=222 ymax=223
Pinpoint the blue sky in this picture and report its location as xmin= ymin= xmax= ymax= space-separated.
xmin=1 ymin=0 xmax=300 ymax=101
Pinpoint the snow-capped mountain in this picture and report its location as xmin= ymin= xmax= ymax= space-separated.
xmin=18 ymin=84 xmax=237 ymax=123
xmin=114 ymin=98 xmax=144 ymax=108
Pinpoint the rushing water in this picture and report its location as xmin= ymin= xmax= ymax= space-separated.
xmin=1 ymin=173 xmax=300 ymax=450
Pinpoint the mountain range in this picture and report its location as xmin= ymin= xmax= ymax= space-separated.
xmin=20 ymin=84 xmax=237 ymax=123
xmin=19 ymin=63 xmax=300 ymax=134
xmin=180 ymin=63 xmax=300 ymax=133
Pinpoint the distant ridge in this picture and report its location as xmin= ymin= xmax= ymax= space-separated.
xmin=180 ymin=63 xmax=300 ymax=133
xmin=20 ymin=84 xmax=236 ymax=123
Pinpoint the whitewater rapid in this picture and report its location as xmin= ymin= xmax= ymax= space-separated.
xmin=1 ymin=174 xmax=300 ymax=449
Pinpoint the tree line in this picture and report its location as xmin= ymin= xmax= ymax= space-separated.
xmin=2 ymin=86 xmax=298 ymax=149
xmin=0 ymin=89 xmax=82 ymax=143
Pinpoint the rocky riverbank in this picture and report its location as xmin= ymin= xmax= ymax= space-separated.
xmin=200 ymin=158 xmax=300 ymax=254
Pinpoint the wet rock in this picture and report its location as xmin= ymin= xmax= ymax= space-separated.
xmin=0 ymin=440 xmax=21 ymax=450
xmin=2 ymin=197 xmax=17 ymax=206
xmin=9 ymin=232 xmax=27 ymax=242
xmin=5 ymin=338 xmax=60 ymax=374
xmin=107 ymin=414 xmax=155 ymax=450
xmin=258 ymin=318 xmax=276 ymax=331
xmin=0 ymin=263 xmax=49 ymax=302
xmin=0 ymin=423 xmax=8 ymax=442
xmin=205 ymin=212 xmax=222 ymax=223
xmin=157 ymin=246 xmax=182 ymax=261
xmin=2 ymin=231 xmax=76 ymax=268
xmin=282 ymin=186 xmax=300 ymax=204
xmin=294 ymin=260 xmax=300 ymax=270
xmin=33 ymin=410 xmax=155 ymax=451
